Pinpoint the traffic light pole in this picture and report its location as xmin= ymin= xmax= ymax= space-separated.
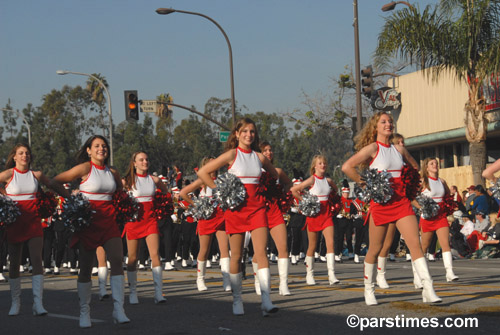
xmin=157 ymin=101 xmax=231 ymax=131
xmin=353 ymin=0 xmax=363 ymax=134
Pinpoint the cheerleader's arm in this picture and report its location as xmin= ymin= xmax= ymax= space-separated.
xmin=151 ymin=175 xmax=168 ymax=194
xmin=258 ymin=153 xmax=278 ymax=179
xmin=342 ymin=143 xmax=378 ymax=183
xmin=483 ymin=158 xmax=500 ymax=183
xmin=197 ymin=150 xmax=235 ymax=189
xmin=290 ymin=175 xmax=314 ymax=201
xmin=179 ymin=178 xmax=203 ymax=206
xmin=50 ymin=162 xmax=91 ymax=198
xmin=276 ymin=167 xmax=292 ymax=193
xmin=396 ymin=144 xmax=419 ymax=170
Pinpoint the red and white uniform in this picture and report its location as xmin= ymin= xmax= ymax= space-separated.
xmin=225 ymin=147 xmax=268 ymax=234
xmin=73 ymin=162 xmax=120 ymax=249
xmin=197 ymin=184 xmax=225 ymax=235
xmin=123 ymin=173 xmax=159 ymax=240
xmin=419 ymin=177 xmax=448 ymax=233
xmin=305 ymin=175 xmax=333 ymax=232
xmin=368 ymin=142 xmax=414 ymax=225
xmin=5 ymin=168 xmax=42 ymax=243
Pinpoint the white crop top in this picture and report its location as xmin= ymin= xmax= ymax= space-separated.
xmin=80 ymin=162 xmax=116 ymax=201
xmin=130 ymin=174 xmax=155 ymax=203
xmin=421 ymin=177 xmax=445 ymax=203
xmin=5 ymin=168 xmax=38 ymax=201
xmin=369 ymin=142 xmax=404 ymax=178
xmin=309 ymin=175 xmax=331 ymax=202
xmin=228 ymin=147 xmax=262 ymax=184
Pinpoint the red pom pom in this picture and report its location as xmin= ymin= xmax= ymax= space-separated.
xmin=153 ymin=189 xmax=174 ymax=221
xmin=37 ymin=191 xmax=59 ymax=219
xmin=401 ymin=165 xmax=421 ymax=200
xmin=278 ymin=191 xmax=294 ymax=213
xmin=328 ymin=192 xmax=342 ymax=216
xmin=258 ymin=171 xmax=282 ymax=201
xmin=440 ymin=194 xmax=457 ymax=216
xmin=113 ymin=190 xmax=141 ymax=225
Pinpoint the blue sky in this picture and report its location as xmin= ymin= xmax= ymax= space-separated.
xmin=0 ymin=0 xmax=435 ymax=127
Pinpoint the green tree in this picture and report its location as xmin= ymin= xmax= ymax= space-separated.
xmin=85 ymin=73 xmax=110 ymax=137
xmin=375 ymin=0 xmax=500 ymax=184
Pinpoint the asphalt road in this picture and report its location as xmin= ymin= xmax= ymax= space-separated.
xmin=1 ymin=256 xmax=499 ymax=335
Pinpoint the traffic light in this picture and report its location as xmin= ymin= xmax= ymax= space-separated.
xmin=124 ymin=90 xmax=139 ymax=120
xmin=361 ymin=66 xmax=374 ymax=98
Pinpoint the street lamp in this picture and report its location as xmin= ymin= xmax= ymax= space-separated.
xmin=381 ymin=1 xmax=413 ymax=12
xmin=156 ymin=8 xmax=236 ymax=126
xmin=56 ymin=70 xmax=114 ymax=166
xmin=353 ymin=0 xmax=363 ymax=134
xmin=1 ymin=108 xmax=31 ymax=147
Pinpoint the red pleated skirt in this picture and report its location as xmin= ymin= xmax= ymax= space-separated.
xmin=369 ymin=177 xmax=414 ymax=226
xmin=305 ymin=201 xmax=333 ymax=232
xmin=71 ymin=200 xmax=121 ymax=250
xmin=419 ymin=212 xmax=449 ymax=233
xmin=123 ymin=201 xmax=159 ymax=240
xmin=5 ymin=200 xmax=42 ymax=244
xmin=198 ymin=206 xmax=225 ymax=235
xmin=224 ymin=184 xmax=268 ymax=234
xmin=267 ymin=201 xmax=285 ymax=229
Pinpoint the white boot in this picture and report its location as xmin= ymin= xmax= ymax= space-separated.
xmin=32 ymin=275 xmax=48 ymax=316
xmin=152 ymin=266 xmax=166 ymax=303
xmin=411 ymin=260 xmax=423 ymax=289
xmin=305 ymin=256 xmax=316 ymax=285
xmin=77 ymin=281 xmax=92 ymax=328
xmin=413 ymin=257 xmax=442 ymax=303
xmin=220 ymin=257 xmax=231 ymax=292
xmin=230 ymin=273 xmax=244 ymax=315
xmin=277 ymin=258 xmax=291 ymax=296
xmin=97 ymin=267 xmax=109 ymax=301
xmin=443 ymin=251 xmax=459 ymax=282
xmin=127 ymin=271 xmax=139 ymax=304
xmin=8 ymin=277 xmax=21 ymax=316
xmin=364 ymin=262 xmax=378 ymax=306
xmin=354 ymin=254 xmax=360 ymax=264
xmin=110 ymin=275 xmax=130 ymax=324
xmin=376 ymin=257 xmax=390 ymax=289
xmin=252 ymin=262 xmax=261 ymax=295
xmin=197 ymin=260 xmax=208 ymax=291
xmin=326 ymin=253 xmax=340 ymax=284
xmin=258 ymin=268 xmax=279 ymax=317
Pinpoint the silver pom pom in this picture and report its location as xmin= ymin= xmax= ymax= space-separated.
xmin=416 ymin=195 xmax=440 ymax=220
xmin=489 ymin=180 xmax=500 ymax=200
xmin=298 ymin=191 xmax=321 ymax=217
xmin=213 ymin=172 xmax=247 ymax=211
xmin=61 ymin=193 xmax=96 ymax=233
xmin=356 ymin=169 xmax=394 ymax=204
xmin=185 ymin=196 xmax=217 ymax=220
xmin=0 ymin=195 xmax=21 ymax=227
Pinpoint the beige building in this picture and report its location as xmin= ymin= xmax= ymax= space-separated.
xmin=389 ymin=69 xmax=500 ymax=193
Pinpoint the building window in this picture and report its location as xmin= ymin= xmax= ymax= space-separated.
xmin=443 ymin=145 xmax=454 ymax=168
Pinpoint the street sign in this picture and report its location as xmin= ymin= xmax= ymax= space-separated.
xmin=219 ymin=131 xmax=231 ymax=142
xmin=140 ymin=100 xmax=157 ymax=113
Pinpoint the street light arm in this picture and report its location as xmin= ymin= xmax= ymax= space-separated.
xmin=163 ymin=102 xmax=230 ymax=131
xmin=56 ymin=70 xmax=114 ymax=166
xmin=156 ymin=8 xmax=236 ymax=126
xmin=381 ymin=1 xmax=414 ymax=12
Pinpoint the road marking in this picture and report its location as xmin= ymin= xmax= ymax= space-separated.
xmin=48 ymin=313 xmax=105 ymax=323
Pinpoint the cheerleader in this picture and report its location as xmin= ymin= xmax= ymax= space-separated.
xmin=122 ymin=151 xmax=167 ymax=304
xmin=51 ymin=135 xmax=129 ymax=327
xmin=0 ymin=144 xmax=51 ymax=316
xmin=197 ymin=118 xmax=279 ymax=316
xmin=179 ymin=157 xmax=231 ymax=292
xmin=342 ymin=111 xmax=441 ymax=305
xmin=415 ymin=158 xmax=458 ymax=283
xmin=291 ymin=155 xmax=339 ymax=286
xmin=259 ymin=141 xmax=292 ymax=296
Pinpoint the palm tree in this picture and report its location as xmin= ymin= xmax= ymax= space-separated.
xmin=375 ymin=0 xmax=500 ymax=184
xmin=85 ymin=73 xmax=109 ymax=136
